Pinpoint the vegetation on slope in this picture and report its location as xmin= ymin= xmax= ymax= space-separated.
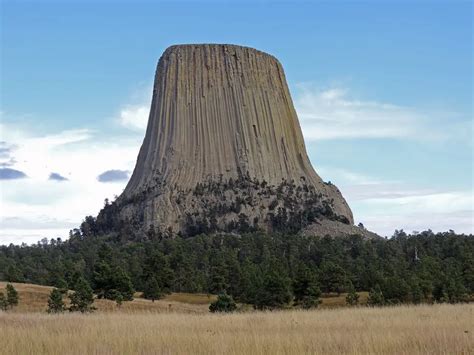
xmin=1 ymin=228 xmax=472 ymax=309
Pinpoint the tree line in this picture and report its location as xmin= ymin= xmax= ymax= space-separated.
xmin=0 ymin=228 xmax=473 ymax=311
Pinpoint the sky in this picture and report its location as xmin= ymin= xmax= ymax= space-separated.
xmin=0 ymin=0 xmax=472 ymax=244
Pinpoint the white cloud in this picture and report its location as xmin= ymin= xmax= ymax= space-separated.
xmin=119 ymin=104 xmax=149 ymax=131
xmin=0 ymin=123 xmax=141 ymax=244
xmin=343 ymin=182 xmax=473 ymax=236
xmin=294 ymin=85 xmax=471 ymax=141
xmin=318 ymin=165 xmax=473 ymax=236
xmin=117 ymin=85 xmax=152 ymax=131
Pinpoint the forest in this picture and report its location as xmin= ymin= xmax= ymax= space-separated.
xmin=1 ymin=218 xmax=473 ymax=310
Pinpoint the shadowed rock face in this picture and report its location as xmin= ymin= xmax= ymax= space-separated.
xmin=118 ymin=44 xmax=355 ymax=235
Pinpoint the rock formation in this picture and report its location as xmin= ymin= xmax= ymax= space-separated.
xmin=112 ymin=44 xmax=363 ymax=237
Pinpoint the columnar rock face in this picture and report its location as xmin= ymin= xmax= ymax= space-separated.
xmin=116 ymin=44 xmax=355 ymax=236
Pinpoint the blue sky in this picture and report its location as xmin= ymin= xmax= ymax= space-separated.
xmin=1 ymin=0 xmax=472 ymax=244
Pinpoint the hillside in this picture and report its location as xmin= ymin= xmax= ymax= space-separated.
xmin=1 ymin=231 xmax=473 ymax=311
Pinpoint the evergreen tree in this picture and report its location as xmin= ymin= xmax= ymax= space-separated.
xmin=111 ymin=267 xmax=135 ymax=301
xmin=381 ymin=276 xmax=410 ymax=304
xmin=209 ymin=293 xmax=237 ymax=313
xmin=93 ymin=261 xmax=134 ymax=302
xmin=5 ymin=265 xmax=23 ymax=282
xmin=239 ymin=260 xmax=263 ymax=304
xmin=0 ymin=292 xmax=7 ymax=311
xmin=209 ymin=264 xmax=227 ymax=294
xmin=142 ymin=249 xmax=173 ymax=297
xmin=293 ymin=265 xmax=321 ymax=309
xmin=345 ymin=282 xmax=360 ymax=306
xmin=54 ymin=278 xmax=68 ymax=293
xmin=6 ymin=283 xmax=18 ymax=309
xmin=254 ymin=268 xmax=292 ymax=310
xmin=143 ymin=277 xmax=162 ymax=302
xmin=69 ymin=277 xmax=95 ymax=313
xmin=47 ymin=288 xmax=65 ymax=313
xmin=409 ymin=278 xmax=423 ymax=304
xmin=319 ymin=261 xmax=347 ymax=295
xmin=367 ymin=284 xmax=384 ymax=306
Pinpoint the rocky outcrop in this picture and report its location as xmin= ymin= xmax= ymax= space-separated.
xmin=116 ymin=44 xmax=359 ymax=237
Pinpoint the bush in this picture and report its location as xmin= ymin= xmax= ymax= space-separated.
xmin=345 ymin=282 xmax=359 ymax=306
xmin=367 ymin=284 xmax=384 ymax=306
xmin=209 ymin=293 xmax=237 ymax=313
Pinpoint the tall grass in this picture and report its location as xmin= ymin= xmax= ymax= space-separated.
xmin=1 ymin=304 xmax=472 ymax=354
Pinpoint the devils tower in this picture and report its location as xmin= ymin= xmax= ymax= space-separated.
xmin=112 ymin=44 xmax=366 ymax=237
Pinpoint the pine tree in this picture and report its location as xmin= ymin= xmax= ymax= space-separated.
xmin=345 ymin=282 xmax=360 ymax=306
xmin=69 ymin=277 xmax=95 ymax=313
xmin=293 ymin=265 xmax=321 ymax=309
xmin=0 ymin=292 xmax=7 ymax=311
xmin=143 ymin=277 xmax=162 ymax=302
xmin=142 ymin=249 xmax=173 ymax=299
xmin=367 ymin=284 xmax=384 ymax=306
xmin=319 ymin=261 xmax=347 ymax=295
xmin=254 ymin=268 xmax=292 ymax=310
xmin=209 ymin=293 xmax=237 ymax=313
xmin=6 ymin=284 xmax=19 ymax=309
xmin=47 ymin=288 xmax=65 ymax=313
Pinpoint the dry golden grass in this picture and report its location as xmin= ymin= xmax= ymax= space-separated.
xmin=0 ymin=282 xmax=214 ymax=314
xmin=0 ymin=303 xmax=472 ymax=354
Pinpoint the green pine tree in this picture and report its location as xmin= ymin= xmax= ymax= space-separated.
xmin=47 ymin=288 xmax=66 ymax=313
xmin=0 ymin=292 xmax=7 ymax=311
xmin=293 ymin=265 xmax=321 ymax=309
xmin=6 ymin=284 xmax=19 ymax=309
xmin=319 ymin=261 xmax=347 ymax=295
xmin=254 ymin=268 xmax=292 ymax=310
xmin=143 ymin=277 xmax=162 ymax=302
xmin=69 ymin=277 xmax=95 ymax=313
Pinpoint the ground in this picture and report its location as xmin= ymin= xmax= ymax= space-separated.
xmin=0 ymin=282 xmax=472 ymax=354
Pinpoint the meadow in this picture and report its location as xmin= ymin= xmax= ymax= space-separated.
xmin=0 ymin=283 xmax=472 ymax=354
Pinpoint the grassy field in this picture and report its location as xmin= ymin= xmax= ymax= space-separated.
xmin=1 ymin=304 xmax=472 ymax=354
xmin=1 ymin=282 xmax=472 ymax=354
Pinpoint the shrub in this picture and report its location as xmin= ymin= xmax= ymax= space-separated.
xmin=346 ymin=282 xmax=360 ymax=306
xmin=367 ymin=284 xmax=384 ymax=306
xmin=209 ymin=293 xmax=237 ymax=313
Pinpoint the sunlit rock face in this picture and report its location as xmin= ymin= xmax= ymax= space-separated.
xmin=116 ymin=44 xmax=356 ymax=236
